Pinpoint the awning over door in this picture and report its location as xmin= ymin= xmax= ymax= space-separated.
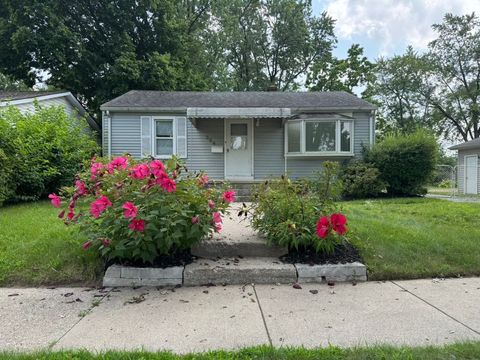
xmin=187 ymin=107 xmax=292 ymax=119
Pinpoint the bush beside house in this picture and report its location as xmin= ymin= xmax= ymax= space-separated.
xmin=0 ymin=105 xmax=98 ymax=205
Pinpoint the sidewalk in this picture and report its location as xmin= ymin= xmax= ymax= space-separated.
xmin=1 ymin=278 xmax=479 ymax=353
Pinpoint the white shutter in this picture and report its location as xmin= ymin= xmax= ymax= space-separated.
xmin=140 ymin=116 xmax=152 ymax=158
xmin=175 ymin=117 xmax=187 ymax=158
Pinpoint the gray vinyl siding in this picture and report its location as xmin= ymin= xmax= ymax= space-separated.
xmin=185 ymin=119 xmax=224 ymax=179
xmin=107 ymin=109 xmax=373 ymax=180
xmin=110 ymin=113 xmax=142 ymax=158
xmin=457 ymin=148 xmax=480 ymax=194
xmin=14 ymin=97 xmax=75 ymax=115
xmin=254 ymin=118 xmax=284 ymax=179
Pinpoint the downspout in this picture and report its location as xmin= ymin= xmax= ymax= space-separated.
xmin=369 ymin=110 xmax=376 ymax=146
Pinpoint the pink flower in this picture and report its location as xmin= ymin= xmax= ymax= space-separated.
xmin=75 ymin=180 xmax=88 ymax=196
xmin=316 ymin=216 xmax=330 ymax=239
xmin=222 ymin=190 xmax=236 ymax=203
xmin=102 ymin=238 xmax=111 ymax=247
xmin=122 ymin=201 xmax=138 ymax=219
xmin=330 ymin=213 xmax=347 ymax=236
xmin=191 ymin=216 xmax=199 ymax=224
xmin=212 ymin=211 xmax=222 ymax=224
xmin=67 ymin=207 xmax=75 ymax=220
xmin=90 ymin=162 xmax=104 ymax=180
xmin=208 ymin=199 xmax=215 ymax=209
xmin=197 ymin=174 xmax=209 ymax=186
xmin=129 ymin=164 xmax=150 ymax=179
xmin=48 ymin=193 xmax=61 ymax=208
xmin=89 ymin=195 xmax=113 ymax=218
xmin=107 ymin=156 xmax=128 ymax=173
xmin=129 ymin=219 xmax=145 ymax=232
xmin=214 ymin=222 xmax=222 ymax=233
xmin=82 ymin=240 xmax=93 ymax=250
xmin=159 ymin=177 xmax=176 ymax=192
xmin=149 ymin=160 xmax=165 ymax=177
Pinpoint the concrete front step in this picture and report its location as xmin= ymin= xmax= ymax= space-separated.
xmin=191 ymin=237 xmax=287 ymax=258
xmin=183 ymin=257 xmax=296 ymax=286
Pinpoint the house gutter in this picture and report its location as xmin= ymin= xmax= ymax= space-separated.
xmin=99 ymin=106 xmax=377 ymax=112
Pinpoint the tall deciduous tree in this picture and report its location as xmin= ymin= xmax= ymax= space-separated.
xmin=0 ymin=0 xmax=210 ymax=118
xmin=307 ymin=44 xmax=374 ymax=93
xmin=202 ymin=0 xmax=336 ymax=91
xmin=426 ymin=13 xmax=480 ymax=141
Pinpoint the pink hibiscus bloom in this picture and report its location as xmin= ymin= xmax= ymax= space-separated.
xmin=197 ymin=174 xmax=209 ymax=186
xmin=316 ymin=216 xmax=330 ymax=239
xmin=82 ymin=240 xmax=93 ymax=250
xmin=67 ymin=207 xmax=75 ymax=220
xmin=48 ymin=193 xmax=61 ymax=208
xmin=128 ymin=219 xmax=145 ymax=232
xmin=149 ymin=160 xmax=165 ymax=177
xmin=102 ymin=238 xmax=111 ymax=247
xmin=75 ymin=180 xmax=88 ymax=196
xmin=107 ymin=156 xmax=128 ymax=173
xmin=89 ymin=195 xmax=113 ymax=218
xmin=90 ymin=162 xmax=104 ymax=180
xmin=330 ymin=213 xmax=347 ymax=235
xmin=222 ymin=190 xmax=236 ymax=203
xmin=159 ymin=177 xmax=176 ymax=192
xmin=208 ymin=199 xmax=215 ymax=209
xmin=122 ymin=201 xmax=138 ymax=219
xmin=191 ymin=216 xmax=199 ymax=224
xmin=214 ymin=222 xmax=222 ymax=233
xmin=212 ymin=211 xmax=222 ymax=224
xmin=129 ymin=164 xmax=150 ymax=179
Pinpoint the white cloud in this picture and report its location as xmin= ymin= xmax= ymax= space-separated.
xmin=321 ymin=0 xmax=480 ymax=56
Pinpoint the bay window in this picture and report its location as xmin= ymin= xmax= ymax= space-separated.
xmin=285 ymin=119 xmax=353 ymax=155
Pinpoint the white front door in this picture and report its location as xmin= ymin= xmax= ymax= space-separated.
xmin=465 ymin=155 xmax=478 ymax=194
xmin=225 ymin=118 xmax=253 ymax=179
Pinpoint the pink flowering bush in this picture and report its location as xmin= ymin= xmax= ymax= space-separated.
xmin=250 ymin=164 xmax=348 ymax=254
xmin=50 ymin=156 xmax=234 ymax=264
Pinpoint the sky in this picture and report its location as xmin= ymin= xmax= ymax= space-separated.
xmin=312 ymin=0 xmax=480 ymax=60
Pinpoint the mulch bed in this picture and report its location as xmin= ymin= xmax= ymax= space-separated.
xmin=108 ymin=249 xmax=195 ymax=269
xmin=281 ymin=241 xmax=363 ymax=265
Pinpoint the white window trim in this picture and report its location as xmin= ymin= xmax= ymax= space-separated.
xmin=152 ymin=116 xmax=176 ymax=159
xmin=284 ymin=118 xmax=354 ymax=157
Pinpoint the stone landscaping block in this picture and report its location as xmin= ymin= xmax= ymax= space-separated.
xmin=295 ymin=262 xmax=367 ymax=283
xmin=102 ymin=265 xmax=183 ymax=287
xmin=184 ymin=257 xmax=296 ymax=286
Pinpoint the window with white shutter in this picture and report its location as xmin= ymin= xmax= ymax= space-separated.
xmin=140 ymin=116 xmax=152 ymax=158
xmin=175 ymin=117 xmax=187 ymax=158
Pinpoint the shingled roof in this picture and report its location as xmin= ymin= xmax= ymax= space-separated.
xmin=449 ymin=137 xmax=480 ymax=150
xmin=101 ymin=90 xmax=376 ymax=111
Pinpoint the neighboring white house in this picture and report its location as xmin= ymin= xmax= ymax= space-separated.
xmin=0 ymin=90 xmax=99 ymax=132
xmin=450 ymin=138 xmax=480 ymax=195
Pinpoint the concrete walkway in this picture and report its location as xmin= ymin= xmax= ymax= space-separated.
xmin=1 ymin=277 xmax=480 ymax=353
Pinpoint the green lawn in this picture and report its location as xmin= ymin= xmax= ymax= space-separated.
xmin=0 ymin=201 xmax=101 ymax=286
xmin=343 ymin=198 xmax=480 ymax=280
xmin=2 ymin=343 xmax=480 ymax=359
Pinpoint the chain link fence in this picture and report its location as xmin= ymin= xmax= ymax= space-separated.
xmin=428 ymin=164 xmax=479 ymax=198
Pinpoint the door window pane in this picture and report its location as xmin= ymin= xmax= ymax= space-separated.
xmin=156 ymin=120 xmax=173 ymax=137
xmin=230 ymin=123 xmax=247 ymax=150
xmin=156 ymin=139 xmax=173 ymax=156
xmin=340 ymin=121 xmax=352 ymax=152
xmin=305 ymin=121 xmax=335 ymax=152
xmin=287 ymin=122 xmax=301 ymax=152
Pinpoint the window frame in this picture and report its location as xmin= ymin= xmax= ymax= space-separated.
xmin=153 ymin=117 xmax=176 ymax=159
xmin=284 ymin=118 xmax=354 ymax=157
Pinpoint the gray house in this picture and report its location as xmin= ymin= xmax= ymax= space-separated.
xmin=450 ymin=138 xmax=480 ymax=195
xmin=100 ymin=91 xmax=376 ymax=181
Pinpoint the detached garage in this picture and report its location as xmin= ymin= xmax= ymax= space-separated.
xmin=450 ymin=138 xmax=480 ymax=195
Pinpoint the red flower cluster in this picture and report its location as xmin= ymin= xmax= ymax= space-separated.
xmin=222 ymin=189 xmax=236 ymax=203
xmin=316 ymin=213 xmax=347 ymax=239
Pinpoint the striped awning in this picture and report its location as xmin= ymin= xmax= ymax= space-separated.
xmin=187 ymin=107 xmax=292 ymax=118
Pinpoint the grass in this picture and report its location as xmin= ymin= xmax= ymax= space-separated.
xmin=2 ymin=343 xmax=480 ymax=359
xmin=343 ymin=197 xmax=480 ymax=280
xmin=427 ymin=186 xmax=455 ymax=195
xmin=0 ymin=201 xmax=102 ymax=286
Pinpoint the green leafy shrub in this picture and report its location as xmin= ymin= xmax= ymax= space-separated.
xmin=0 ymin=105 xmax=98 ymax=203
xmin=341 ymin=161 xmax=386 ymax=199
xmin=51 ymin=156 xmax=234 ymax=264
xmin=250 ymin=162 xmax=348 ymax=254
xmin=365 ymin=131 xmax=438 ymax=196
